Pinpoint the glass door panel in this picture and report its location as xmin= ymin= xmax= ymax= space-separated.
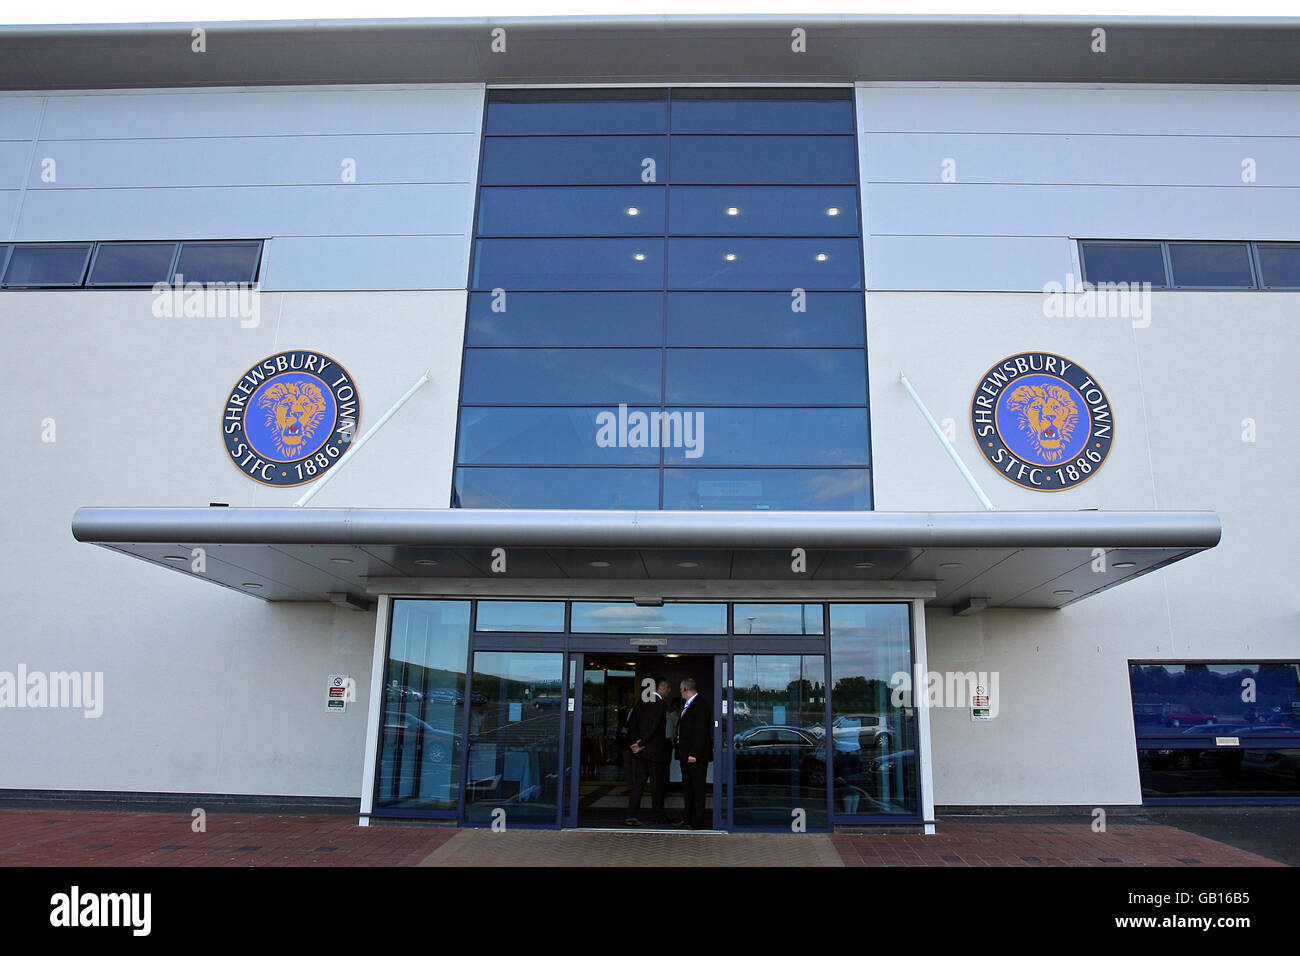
xmin=464 ymin=651 xmax=565 ymax=825
xmin=731 ymin=653 xmax=829 ymax=829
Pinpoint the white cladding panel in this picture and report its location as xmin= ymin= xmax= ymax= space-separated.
xmin=857 ymin=86 xmax=1300 ymax=291
xmin=0 ymin=85 xmax=484 ymax=290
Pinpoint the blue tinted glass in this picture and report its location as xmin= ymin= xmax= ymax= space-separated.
xmin=1258 ymin=244 xmax=1300 ymax=288
xmin=667 ymin=292 xmax=864 ymax=345
xmin=486 ymin=95 xmax=667 ymax=135
xmin=669 ymin=187 xmax=858 ymax=235
xmin=467 ymin=292 xmax=663 ymax=346
xmin=473 ymin=239 xmax=665 ymax=290
xmin=571 ymin=602 xmax=726 ymax=634
xmin=733 ymin=604 xmax=825 ymax=635
xmin=672 ymin=97 xmax=854 ymax=134
xmin=1168 ymin=243 xmax=1255 ymax=288
xmin=668 ymin=238 xmax=861 ymax=290
xmin=454 ymin=467 xmax=659 ymax=509
xmin=481 ymin=136 xmax=667 ymax=185
xmin=667 ymin=350 xmax=866 ymax=405
xmin=477 ymin=186 xmax=665 ymax=236
xmin=475 ymin=601 xmax=566 ymax=632
xmin=458 ymin=407 xmax=661 ymax=465
xmin=663 ymin=407 xmax=869 ymax=465
xmin=1130 ymin=663 xmax=1300 ymax=735
xmin=664 ymin=468 xmax=871 ymax=510
xmin=461 ymin=349 xmax=661 ymax=404
xmin=87 ymin=242 xmax=177 ymax=285
xmin=175 ymin=242 xmax=260 ymax=283
xmin=3 ymin=244 xmax=91 ymax=286
xmin=671 ymin=136 xmax=857 ymax=184
xmin=1081 ymin=243 xmax=1167 ymax=287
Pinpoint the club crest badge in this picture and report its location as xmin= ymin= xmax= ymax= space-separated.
xmin=222 ymin=350 xmax=360 ymax=486
xmin=971 ymin=351 xmax=1113 ymax=491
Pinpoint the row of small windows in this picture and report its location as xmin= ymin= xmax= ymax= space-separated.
xmin=1080 ymin=241 xmax=1300 ymax=290
xmin=0 ymin=241 xmax=263 ymax=289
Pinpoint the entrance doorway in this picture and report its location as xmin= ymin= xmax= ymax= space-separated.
xmin=573 ymin=653 xmax=716 ymax=830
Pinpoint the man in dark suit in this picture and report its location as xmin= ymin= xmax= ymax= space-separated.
xmin=626 ymin=678 xmax=670 ymax=826
xmin=673 ymin=677 xmax=712 ymax=829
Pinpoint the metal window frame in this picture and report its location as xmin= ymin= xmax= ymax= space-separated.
xmin=1254 ymin=241 xmax=1300 ymax=290
xmin=0 ymin=241 xmax=93 ymax=288
xmin=1165 ymin=239 xmax=1258 ymax=290
xmin=172 ymin=239 xmax=265 ymax=285
xmin=84 ymin=240 xmax=181 ymax=288
xmin=1077 ymin=239 xmax=1171 ymax=289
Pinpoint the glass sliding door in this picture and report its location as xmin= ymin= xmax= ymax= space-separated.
xmin=464 ymin=651 xmax=566 ymax=826
xmin=730 ymin=653 xmax=830 ymax=829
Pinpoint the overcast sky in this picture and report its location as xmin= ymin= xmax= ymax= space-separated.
xmin=2 ymin=1 xmax=1296 ymax=26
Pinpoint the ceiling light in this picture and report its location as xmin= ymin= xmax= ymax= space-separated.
xmin=1053 ymin=589 xmax=1074 ymax=595
xmin=588 ymin=560 xmax=612 ymax=568
xmin=940 ymin=562 xmax=963 ymax=569
xmin=815 ymin=253 xmax=828 ymax=261
xmin=826 ymin=207 xmax=840 ymax=216
xmin=725 ymin=206 xmax=740 ymax=216
xmin=414 ymin=559 xmax=439 ymax=566
xmin=242 ymin=582 xmax=263 ymax=589
xmin=676 ymin=561 xmax=700 ymax=568
xmin=665 ymin=653 xmax=681 ymax=659
xmin=1113 ymin=561 xmax=1137 ymax=569
xmin=633 ymin=253 xmax=646 ymax=261
xmin=854 ymin=562 xmax=875 ymax=569
xmin=626 ymin=207 xmax=639 ymax=216
xmin=163 ymin=555 xmax=187 ymax=562
xmin=724 ymin=253 xmax=737 ymax=261
xmin=330 ymin=557 xmax=353 ymax=564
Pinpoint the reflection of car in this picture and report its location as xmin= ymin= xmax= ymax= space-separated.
xmin=1179 ymin=722 xmax=1244 ymax=736
xmin=1164 ymin=704 xmax=1216 ymax=727
xmin=1241 ymin=748 xmax=1300 ymax=783
xmin=733 ymin=725 xmax=824 ymax=785
xmin=383 ymin=711 xmax=458 ymax=765
xmin=732 ymin=701 xmax=752 ymax=718
xmin=816 ymin=714 xmax=894 ymax=752
xmin=533 ymin=695 xmax=563 ymax=708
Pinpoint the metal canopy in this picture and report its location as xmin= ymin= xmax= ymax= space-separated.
xmin=2 ymin=16 xmax=1300 ymax=90
xmin=71 ymin=506 xmax=1220 ymax=610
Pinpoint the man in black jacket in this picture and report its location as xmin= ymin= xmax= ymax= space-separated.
xmin=673 ymin=677 xmax=712 ymax=830
xmin=626 ymin=678 xmax=670 ymax=826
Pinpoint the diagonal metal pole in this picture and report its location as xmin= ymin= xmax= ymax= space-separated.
xmin=899 ymin=372 xmax=995 ymax=511
xmin=294 ymin=370 xmax=430 ymax=507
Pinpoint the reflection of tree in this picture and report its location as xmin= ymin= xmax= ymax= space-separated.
xmin=832 ymin=676 xmax=893 ymax=711
xmin=1130 ymin=663 xmax=1300 ymax=720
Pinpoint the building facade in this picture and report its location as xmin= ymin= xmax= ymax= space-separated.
xmin=1 ymin=16 xmax=1297 ymax=831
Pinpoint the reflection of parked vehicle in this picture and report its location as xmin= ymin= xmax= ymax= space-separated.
xmin=1164 ymin=704 xmax=1216 ymax=727
xmin=733 ymin=725 xmax=824 ymax=785
xmin=1241 ymin=748 xmax=1300 ymax=784
xmin=383 ymin=711 xmax=459 ymax=774
xmin=732 ymin=701 xmax=752 ymax=718
xmin=822 ymin=714 xmax=894 ymax=752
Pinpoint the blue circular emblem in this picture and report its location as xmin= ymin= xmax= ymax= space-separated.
xmin=222 ymin=350 xmax=360 ymax=487
xmin=971 ymin=352 xmax=1113 ymax=492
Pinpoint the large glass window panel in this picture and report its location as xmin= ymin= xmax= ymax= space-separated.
xmin=475 ymin=601 xmax=566 ymax=633
xmin=173 ymin=241 xmax=261 ymax=283
xmin=669 ymin=186 xmax=858 ymax=236
xmin=733 ymin=604 xmax=825 ymax=635
xmin=667 ymin=292 xmax=864 ymax=346
xmin=664 ymin=468 xmax=872 ymax=510
xmin=461 ymin=348 xmax=661 ymax=404
xmin=1168 ymin=242 xmax=1255 ymax=288
xmin=480 ymin=136 xmax=667 ymax=185
xmin=667 ymin=238 xmax=862 ymax=290
xmin=571 ymin=602 xmax=726 ymax=634
xmin=465 ymin=651 xmax=565 ymax=824
xmin=486 ymin=90 xmax=668 ymax=135
xmin=454 ymin=467 xmax=660 ymax=510
xmin=666 ymin=349 xmax=867 ymax=405
xmin=1129 ymin=662 xmax=1300 ymax=735
xmin=458 ymin=407 xmax=661 ymax=465
xmin=87 ymin=242 xmax=177 ymax=286
xmin=662 ymin=407 xmax=869 ymax=466
xmin=670 ymin=135 xmax=857 ymax=184
xmin=3 ymin=243 xmax=91 ymax=286
xmin=1080 ymin=242 xmax=1169 ymax=288
xmin=375 ymin=600 xmax=471 ymax=812
xmin=731 ymin=654 xmax=829 ymax=828
xmin=467 ymin=292 xmax=663 ymax=346
xmin=473 ymin=238 xmax=665 ymax=290
xmin=477 ymin=186 xmax=665 ymax=236
xmin=1257 ymin=244 xmax=1300 ymax=289
xmin=671 ymin=90 xmax=855 ymax=134
xmin=828 ymin=604 xmax=917 ymax=816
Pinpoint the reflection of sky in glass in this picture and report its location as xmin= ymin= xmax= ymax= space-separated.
xmin=829 ymin=604 xmax=911 ymax=684
xmin=734 ymin=604 xmax=823 ymax=635
xmin=390 ymin=600 xmax=470 ymax=672
xmin=474 ymin=651 xmax=563 ymax=685
xmin=571 ymin=602 xmax=726 ymax=633
xmin=475 ymin=601 xmax=565 ymax=632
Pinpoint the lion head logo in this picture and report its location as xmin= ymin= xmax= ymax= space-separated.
xmin=1006 ymin=382 xmax=1079 ymax=462
xmin=258 ymin=380 xmax=327 ymax=458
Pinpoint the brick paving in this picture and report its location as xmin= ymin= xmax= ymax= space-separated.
xmin=0 ymin=810 xmax=1284 ymax=866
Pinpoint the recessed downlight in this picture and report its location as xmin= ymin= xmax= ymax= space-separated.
xmin=940 ymin=562 xmax=963 ymax=569
xmin=725 ymin=206 xmax=740 ymax=216
xmin=826 ymin=207 xmax=840 ymax=216
xmin=676 ymin=561 xmax=700 ymax=568
xmin=588 ymin=560 xmax=612 ymax=568
xmin=1113 ymin=561 xmax=1137 ymax=569
xmin=163 ymin=555 xmax=187 ymax=562
xmin=242 ymin=582 xmax=263 ymax=589
xmin=815 ymin=253 xmax=828 ymax=261
xmin=330 ymin=557 xmax=353 ymax=565
xmin=854 ymin=562 xmax=875 ymax=569
xmin=414 ymin=559 xmax=439 ymax=567
xmin=626 ymin=207 xmax=640 ymax=216
xmin=1053 ymin=589 xmax=1074 ymax=595
xmin=633 ymin=253 xmax=647 ymax=261
xmin=724 ymin=253 xmax=737 ymax=261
